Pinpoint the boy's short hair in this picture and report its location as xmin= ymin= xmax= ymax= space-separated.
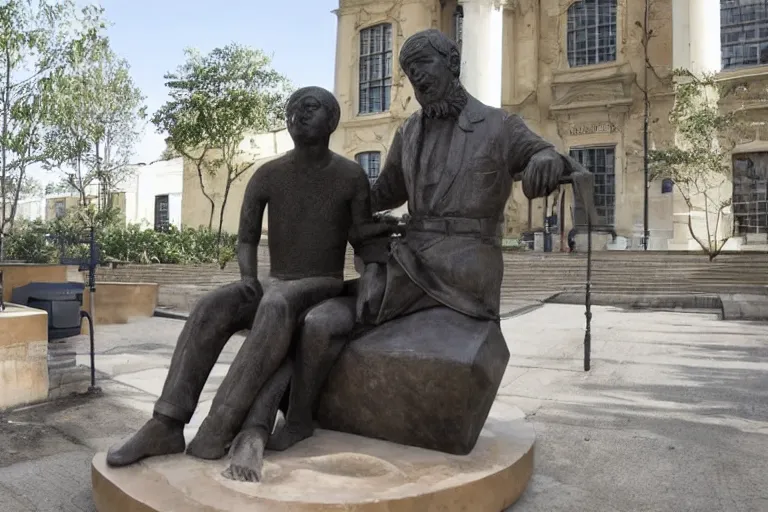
xmin=286 ymin=87 xmax=341 ymax=135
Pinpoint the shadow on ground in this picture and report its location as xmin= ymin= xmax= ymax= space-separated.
xmin=508 ymin=306 xmax=768 ymax=512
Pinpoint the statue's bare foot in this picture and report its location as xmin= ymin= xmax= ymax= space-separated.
xmin=106 ymin=417 xmax=185 ymax=467
xmin=222 ymin=428 xmax=267 ymax=482
xmin=187 ymin=417 xmax=230 ymax=460
xmin=266 ymin=421 xmax=314 ymax=451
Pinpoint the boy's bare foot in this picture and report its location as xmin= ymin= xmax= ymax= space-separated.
xmin=187 ymin=417 xmax=231 ymax=460
xmin=106 ymin=416 xmax=185 ymax=467
xmin=222 ymin=427 xmax=268 ymax=482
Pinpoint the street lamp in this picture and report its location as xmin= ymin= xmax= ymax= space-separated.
xmin=642 ymin=0 xmax=651 ymax=250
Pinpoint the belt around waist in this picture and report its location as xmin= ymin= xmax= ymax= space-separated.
xmin=408 ymin=217 xmax=502 ymax=238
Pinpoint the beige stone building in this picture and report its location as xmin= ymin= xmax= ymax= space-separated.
xmin=328 ymin=0 xmax=768 ymax=250
xmin=183 ymin=0 xmax=768 ymax=250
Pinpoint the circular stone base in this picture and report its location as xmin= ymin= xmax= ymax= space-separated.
xmin=92 ymin=405 xmax=534 ymax=512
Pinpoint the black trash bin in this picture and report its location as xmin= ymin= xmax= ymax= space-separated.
xmin=11 ymin=282 xmax=85 ymax=340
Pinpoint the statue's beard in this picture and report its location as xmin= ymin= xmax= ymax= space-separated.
xmin=421 ymin=80 xmax=468 ymax=119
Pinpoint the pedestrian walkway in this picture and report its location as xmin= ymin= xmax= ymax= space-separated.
xmin=1 ymin=305 xmax=766 ymax=511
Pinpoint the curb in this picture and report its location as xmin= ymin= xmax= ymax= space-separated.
xmin=545 ymin=291 xmax=724 ymax=312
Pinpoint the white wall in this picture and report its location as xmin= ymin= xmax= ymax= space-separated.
xmin=126 ymin=158 xmax=183 ymax=229
xmin=9 ymin=158 xmax=183 ymax=229
xmin=14 ymin=197 xmax=46 ymax=222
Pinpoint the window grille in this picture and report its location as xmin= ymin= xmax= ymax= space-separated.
xmin=721 ymin=0 xmax=768 ymax=69
xmin=355 ymin=152 xmax=382 ymax=185
xmin=154 ymin=194 xmax=170 ymax=232
xmin=567 ymin=0 xmax=618 ymax=67
xmin=359 ymin=24 xmax=393 ymax=114
xmin=732 ymin=152 xmax=768 ymax=235
xmin=569 ymin=146 xmax=617 ymax=226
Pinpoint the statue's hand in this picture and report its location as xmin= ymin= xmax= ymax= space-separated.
xmin=373 ymin=212 xmax=402 ymax=226
xmin=356 ymin=221 xmax=401 ymax=240
xmin=521 ymin=149 xmax=566 ymax=199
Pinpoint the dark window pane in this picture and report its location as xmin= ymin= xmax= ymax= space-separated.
xmin=356 ymin=152 xmax=382 ymax=184
xmin=732 ymin=152 xmax=768 ymax=234
xmin=567 ymin=0 xmax=617 ymax=68
xmin=721 ymin=0 xmax=768 ymax=69
xmin=154 ymin=195 xmax=170 ymax=232
xmin=569 ymin=146 xmax=617 ymax=226
xmin=359 ymin=24 xmax=393 ymax=114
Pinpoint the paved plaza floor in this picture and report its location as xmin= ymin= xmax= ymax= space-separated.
xmin=1 ymin=304 xmax=766 ymax=511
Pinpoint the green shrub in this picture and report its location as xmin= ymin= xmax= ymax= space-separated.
xmin=5 ymin=214 xmax=239 ymax=266
xmin=4 ymin=220 xmax=58 ymax=263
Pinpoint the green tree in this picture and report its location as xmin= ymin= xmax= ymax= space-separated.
xmin=152 ymin=44 xmax=293 ymax=241
xmin=44 ymin=24 xmax=146 ymax=215
xmin=0 ymin=0 xmax=99 ymax=259
xmin=649 ymin=70 xmax=761 ymax=260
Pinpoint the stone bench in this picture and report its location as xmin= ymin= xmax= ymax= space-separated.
xmin=317 ymin=306 xmax=510 ymax=456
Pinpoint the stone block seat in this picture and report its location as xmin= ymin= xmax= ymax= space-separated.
xmin=317 ymin=306 xmax=511 ymax=455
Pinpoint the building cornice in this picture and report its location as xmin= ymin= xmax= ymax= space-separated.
xmin=549 ymin=61 xmax=636 ymax=115
xmin=337 ymin=0 xmax=426 ymax=12
xmin=549 ymin=97 xmax=634 ymax=114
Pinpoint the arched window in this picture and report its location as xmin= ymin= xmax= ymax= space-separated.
xmin=355 ymin=151 xmax=381 ymax=184
xmin=359 ymin=24 xmax=393 ymax=114
xmin=721 ymin=0 xmax=768 ymax=69
xmin=566 ymin=0 xmax=618 ymax=68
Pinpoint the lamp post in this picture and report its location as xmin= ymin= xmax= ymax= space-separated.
xmin=584 ymin=215 xmax=592 ymax=371
xmin=561 ymin=172 xmax=593 ymax=371
xmin=643 ymin=0 xmax=650 ymax=250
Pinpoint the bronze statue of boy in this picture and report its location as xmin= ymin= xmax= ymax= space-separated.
xmin=106 ymin=86 xmax=390 ymax=480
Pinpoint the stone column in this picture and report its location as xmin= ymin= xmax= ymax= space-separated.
xmin=688 ymin=0 xmax=721 ymax=75
xmin=458 ymin=0 xmax=504 ymax=107
xmin=673 ymin=0 xmax=721 ymax=74
xmin=669 ymin=0 xmax=722 ymax=249
xmin=672 ymin=0 xmax=690 ymax=70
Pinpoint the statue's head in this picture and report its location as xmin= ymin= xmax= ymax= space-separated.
xmin=399 ymin=29 xmax=463 ymax=116
xmin=285 ymin=86 xmax=341 ymax=146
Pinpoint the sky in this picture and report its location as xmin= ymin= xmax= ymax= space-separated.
xmin=96 ymin=0 xmax=340 ymax=164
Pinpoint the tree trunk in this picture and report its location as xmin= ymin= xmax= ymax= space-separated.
xmin=217 ymin=175 xmax=234 ymax=250
xmin=1 ymin=47 xmax=11 ymax=262
xmin=194 ymin=156 xmax=215 ymax=230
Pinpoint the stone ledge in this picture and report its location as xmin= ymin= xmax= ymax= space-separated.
xmin=92 ymin=405 xmax=534 ymax=512
xmin=0 ymin=304 xmax=49 ymax=410
xmin=82 ymin=282 xmax=159 ymax=334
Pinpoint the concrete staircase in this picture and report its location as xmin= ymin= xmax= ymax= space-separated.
xmin=499 ymin=252 xmax=768 ymax=297
xmin=95 ymin=248 xmax=768 ymax=313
